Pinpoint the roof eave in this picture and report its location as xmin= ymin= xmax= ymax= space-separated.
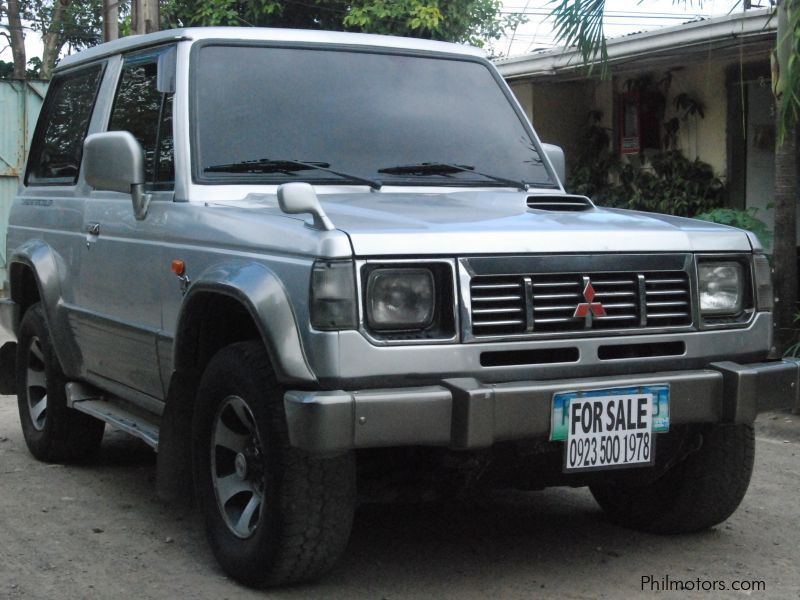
xmin=495 ymin=8 xmax=775 ymax=80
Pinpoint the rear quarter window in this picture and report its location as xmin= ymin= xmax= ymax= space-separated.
xmin=25 ymin=64 xmax=104 ymax=186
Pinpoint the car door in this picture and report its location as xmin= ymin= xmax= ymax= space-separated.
xmin=76 ymin=48 xmax=176 ymax=401
xmin=16 ymin=63 xmax=107 ymax=379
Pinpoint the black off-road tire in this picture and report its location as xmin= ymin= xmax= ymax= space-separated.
xmin=193 ymin=341 xmax=356 ymax=587
xmin=16 ymin=303 xmax=105 ymax=462
xmin=590 ymin=424 xmax=755 ymax=534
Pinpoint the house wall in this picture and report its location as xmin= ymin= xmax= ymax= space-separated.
xmin=653 ymin=59 xmax=728 ymax=176
xmin=603 ymin=59 xmax=730 ymax=183
xmin=594 ymin=79 xmax=614 ymax=141
xmin=508 ymin=80 xmax=595 ymax=179
xmin=506 ymin=58 xmax=730 ymax=183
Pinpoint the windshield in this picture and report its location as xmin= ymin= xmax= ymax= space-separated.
xmin=193 ymin=44 xmax=554 ymax=188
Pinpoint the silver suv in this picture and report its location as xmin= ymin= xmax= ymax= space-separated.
xmin=1 ymin=27 xmax=797 ymax=587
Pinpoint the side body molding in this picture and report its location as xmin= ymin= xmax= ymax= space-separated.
xmin=174 ymin=261 xmax=316 ymax=383
xmin=8 ymin=240 xmax=83 ymax=375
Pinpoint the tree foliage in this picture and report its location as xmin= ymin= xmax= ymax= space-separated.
xmin=4 ymin=0 xmax=105 ymax=79
xmin=550 ymin=0 xmax=607 ymax=71
xmin=0 ymin=56 xmax=41 ymax=77
xmin=161 ymin=0 xmax=523 ymax=47
xmin=773 ymin=0 xmax=800 ymax=134
xmin=24 ymin=0 xmax=104 ymax=49
xmin=0 ymin=59 xmax=13 ymax=78
xmin=1 ymin=0 xmax=28 ymax=78
xmin=2 ymin=0 xmax=517 ymax=80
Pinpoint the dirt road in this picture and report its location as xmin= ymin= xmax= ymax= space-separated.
xmin=1 ymin=394 xmax=799 ymax=599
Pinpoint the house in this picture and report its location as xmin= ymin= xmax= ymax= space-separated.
xmin=495 ymin=8 xmax=778 ymax=236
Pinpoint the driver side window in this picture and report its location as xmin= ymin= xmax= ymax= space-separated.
xmin=108 ymin=52 xmax=174 ymax=190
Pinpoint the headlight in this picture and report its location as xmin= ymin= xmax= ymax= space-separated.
xmin=367 ymin=268 xmax=434 ymax=330
xmin=310 ymin=260 xmax=357 ymax=330
xmin=698 ymin=262 xmax=743 ymax=315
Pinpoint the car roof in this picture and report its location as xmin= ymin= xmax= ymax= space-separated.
xmin=56 ymin=27 xmax=485 ymax=71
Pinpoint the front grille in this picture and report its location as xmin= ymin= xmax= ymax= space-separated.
xmin=643 ymin=272 xmax=692 ymax=326
xmin=532 ymin=272 xmax=639 ymax=333
xmin=470 ymin=276 xmax=526 ymax=332
xmin=469 ymin=270 xmax=691 ymax=337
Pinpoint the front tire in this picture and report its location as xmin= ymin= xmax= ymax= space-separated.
xmin=193 ymin=341 xmax=356 ymax=587
xmin=590 ymin=424 xmax=755 ymax=534
xmin=16 ymin=303 xmax=105 ymax=462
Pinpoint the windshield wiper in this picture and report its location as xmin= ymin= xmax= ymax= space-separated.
xmin=377 ymin=162 xmax=529 ymax=191
xmin=205 ymin=158 xmax=383 ymax=190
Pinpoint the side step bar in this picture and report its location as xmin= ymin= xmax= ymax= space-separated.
xmin=66 ymin=382 xmax=160 ymax=450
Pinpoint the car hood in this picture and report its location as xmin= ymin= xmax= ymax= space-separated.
xmin=312 ymin=191 xmax=754 ymax=256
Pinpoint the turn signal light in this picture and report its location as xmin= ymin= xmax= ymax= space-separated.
xmin=171 ymin=259 xmax=186 ymax=276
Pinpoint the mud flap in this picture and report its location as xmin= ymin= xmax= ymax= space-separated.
xmin=0 ymin=342 xmax=17 ymax=395
xmin=156 ymin=369 xmax=199 ymax=506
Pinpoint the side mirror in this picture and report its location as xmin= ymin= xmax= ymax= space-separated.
xmin=83 ymin=131 xmax=151 ymax=220
xmin=541 ymin=143 xmax=566 ymax=186
xmin=277 ymin=182 xmax=334 ymax=231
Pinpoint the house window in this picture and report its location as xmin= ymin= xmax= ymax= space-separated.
xmin=618 ymin=92 xmax=661 ymax=155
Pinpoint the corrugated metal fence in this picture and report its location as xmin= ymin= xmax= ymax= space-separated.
xmin=0 ymin=80 xmax=48 ymax=284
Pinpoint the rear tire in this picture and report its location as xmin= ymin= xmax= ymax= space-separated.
xmin=16 ymin=303 xmax=105 ymax=462
xmin=193 ymin=341 xmax=356 ymax=587
xmin=590 ymin=424 xmax=755 ymax=533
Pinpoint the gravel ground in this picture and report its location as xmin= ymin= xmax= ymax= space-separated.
xmin=1 ymin=394 xmax=799 ymax=599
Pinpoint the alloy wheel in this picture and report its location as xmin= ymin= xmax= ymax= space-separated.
xmin=211 ymin=395 xmax=266 ymax=539
xmin=25 ymin=336 xmax=48 ymax=431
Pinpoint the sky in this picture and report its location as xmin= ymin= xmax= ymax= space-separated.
xmin=496 ymin=0 xmax=749 ymax=57
xmin=2 ymin=0 xmax=755 ymax=64
xmin=0 ymin=21 xmax=43 ymax=63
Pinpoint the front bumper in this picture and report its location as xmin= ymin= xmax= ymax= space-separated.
xmin=284 ymin=358 xmax=800 ymax=453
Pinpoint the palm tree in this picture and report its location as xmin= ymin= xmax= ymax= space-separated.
xmin=550 ymin=0 xmax=800 ymax=364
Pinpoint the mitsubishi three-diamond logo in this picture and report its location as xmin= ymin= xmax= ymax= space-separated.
xmin=573 ymin=277 xmax=606 ymax=327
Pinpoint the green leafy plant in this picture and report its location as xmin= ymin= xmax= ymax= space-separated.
xmin=565 ymin=110 xmax=621 ymax=199
xmin=674 ymin=92 xmax=705 ymax=119
xmin=783 ymin=309 xmax=800 ymax=357
xmin=566 ymin=78 xmax=724 ymax=218
xmin=693 ymin=207 xmax=773 ymax=250
xmin=568 ymin=148 xmax=726 ymax=218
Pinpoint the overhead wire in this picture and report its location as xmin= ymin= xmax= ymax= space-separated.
xmin=498 ymin=1 xmax=728 ymax=56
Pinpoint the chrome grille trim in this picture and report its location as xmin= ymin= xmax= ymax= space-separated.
xmin=469 ymin=275 xmax=525 ymax=333
xmin=643 ymin=271 xmax=692 ymax=326
xmin=468 ymin=269 xmax=692 ymax=338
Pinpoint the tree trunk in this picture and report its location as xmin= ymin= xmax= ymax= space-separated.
xmin=103 ymin=0 xmax=119 ymax=42
xmin=794 ymin=125 xmax=800 ymax=415
xmin=773 ymin=123 xmax=798 ymax=355
xmin=131 ymin=0 xmax=160 ymax=35
xmin=41 ymin=0 xmax=72 ymax=80
xmin=5 ymin=0 xmax=27 ymax=79
xmin=772 ymin=0 xmax=799 ymax=357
